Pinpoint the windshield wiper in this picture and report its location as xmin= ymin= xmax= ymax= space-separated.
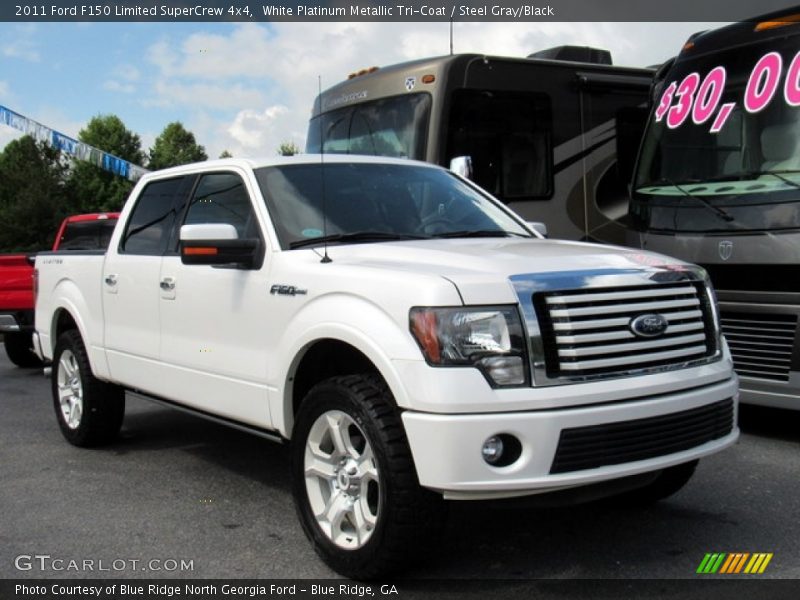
xmin=638 ymin=177 xmax=733 ymax=222
xmin=431 ymin=230 xmax=528 ymax=239
xmin=289 ymin=231 xmax=427 ymax=249
xmin=717 ymin=170 xmax=800 ymax=190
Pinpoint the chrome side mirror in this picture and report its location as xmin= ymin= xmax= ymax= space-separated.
xmin=449 ymin=156 xmax=473 ymax=180
xmin=527 ymin=221 xmax=548 ymax=238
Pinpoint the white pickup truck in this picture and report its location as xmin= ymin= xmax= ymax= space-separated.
xmin=35 ymin=155 xmax=738 ymax=578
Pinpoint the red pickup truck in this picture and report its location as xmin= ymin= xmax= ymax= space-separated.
xmin=1 ymin=213 xmax=119 ymax=367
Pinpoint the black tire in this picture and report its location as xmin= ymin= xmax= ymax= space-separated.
xmin=614 ymin=460 xmax=699 ymax=506
xmin=4 ymin=331 xmax=44 ymax=368
xmin=52 ymin=329 xmax=125 ymax=447
xmin=291 ymin=374 xmax=444 ymax=579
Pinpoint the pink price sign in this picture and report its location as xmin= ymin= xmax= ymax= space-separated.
xmin=654 ymin=50 xmax=800 ymax=133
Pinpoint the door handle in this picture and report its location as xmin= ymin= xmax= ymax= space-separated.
xmin=104 ymin=274 xmax=117 ymax=286
xmin=159 ymin=278 xmax=175 ymax=291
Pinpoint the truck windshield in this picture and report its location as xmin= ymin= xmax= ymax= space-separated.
xmin=631 ymin=35 xmax=800 ymax=233
xmin=254 ymin=162 xmax=531 ymax=249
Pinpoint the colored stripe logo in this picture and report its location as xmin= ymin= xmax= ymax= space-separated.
xmin=697 ymin=552 xmax=773 ymax=574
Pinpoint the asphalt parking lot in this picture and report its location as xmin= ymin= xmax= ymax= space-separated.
xmin=2 ymin=350 xmax=799 ymax=586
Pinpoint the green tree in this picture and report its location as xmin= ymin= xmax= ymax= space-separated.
xmin=0 ymin=136 xmax=73 ymax=251
xmin=68 ymin=114 xmax=145 ymax=212
xmin=219 ymin=149 xmax=233 ymax=159
xmin=277 ymin=141 xmax=300 ymax=156
xmin=148 ymin=121 xmax=208 ymax=170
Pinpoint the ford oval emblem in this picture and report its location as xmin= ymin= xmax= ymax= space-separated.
xmin=630 ymin=313 xmax=669 ymax=338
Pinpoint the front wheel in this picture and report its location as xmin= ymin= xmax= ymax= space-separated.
xmin=292 ymin=374 xmax=443 ymax=579
xmin=52 ymin=330 xmax=125 ymax=447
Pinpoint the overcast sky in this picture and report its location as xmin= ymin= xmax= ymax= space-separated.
xmin=0 ymin=21 xmax=724 ymax=161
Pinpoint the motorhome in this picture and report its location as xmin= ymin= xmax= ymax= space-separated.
xmin=307 ymin=47 xmax=654 ymax=243
xmin=629 ymin=10 xmax=800 ymax=409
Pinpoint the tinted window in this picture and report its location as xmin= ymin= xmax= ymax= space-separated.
xmin=183 ymin=173 xmax=256 ymax=238
xmin=446 ymin=90 xmax=552 ymax=199
xmin=632 ymin=35 xmax=800 ymax=233
xmin=58 ymin=220 xmax=117 ymax=250
xmin=255 ymin=163 xmax=530 ymax=250
xmin=120 ymin=177 xmax=190 ymax=255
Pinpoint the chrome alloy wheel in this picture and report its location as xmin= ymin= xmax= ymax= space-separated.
xmin=304 ymin=410 xmax=379 ymax=549
xmin=56 ymin=349 xmax=83 ymax=430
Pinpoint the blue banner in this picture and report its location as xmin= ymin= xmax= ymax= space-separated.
xmin=0 ymin=104 xmax=148 ymax=182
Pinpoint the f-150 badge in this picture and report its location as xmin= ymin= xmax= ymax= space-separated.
xmin=270 ymin=284 xmax=307 ymax=296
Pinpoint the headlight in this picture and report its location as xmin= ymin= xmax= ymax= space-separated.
xmin=409 ymin=306 xmax=529 ymax=387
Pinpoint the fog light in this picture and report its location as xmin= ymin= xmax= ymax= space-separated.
xmin=481 ymin=434 xmax=522 ymax=467
xmin=482 ymin=436 xmax=504 ymax=464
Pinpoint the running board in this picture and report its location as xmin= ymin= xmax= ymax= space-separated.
xmin=126 ymin=390 xmax=285 ymax=444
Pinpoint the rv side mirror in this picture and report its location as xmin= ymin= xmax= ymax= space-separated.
xmin=179 ymin=223 xmax=262 ymax=269
xmin=449 ymin=156 xmax=473 ymax=180
xmin=527 ymin=221 xmax=548 ymax=238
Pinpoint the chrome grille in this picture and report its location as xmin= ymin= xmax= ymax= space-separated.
xmin=720 ymin=312 xmax=797 ymax=382
xmin=534 ymin=282 xmax=716 ymax=379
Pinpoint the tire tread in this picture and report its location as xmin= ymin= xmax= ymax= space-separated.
xmin=293 ymin=373 xmax=444 ymax=579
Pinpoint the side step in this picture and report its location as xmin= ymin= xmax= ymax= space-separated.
xmin=127 ymin=390 xmax=285 ymax=444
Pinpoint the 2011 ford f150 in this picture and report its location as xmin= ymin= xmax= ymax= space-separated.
xmin=34 ymin=156 xmax=739 ymax=578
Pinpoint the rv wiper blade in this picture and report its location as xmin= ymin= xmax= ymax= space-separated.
xmin=638 ymin=177 xmax=703 ymax=188
xmin=720 ymin=170 xmax=800 ymax=190
xmin=431 ymin=230 xmax=527 ymax=239
xmin=640 ymin=177 xmax=734 ymax=222
xmin=289 ymin=231 xmax=427 ymax=248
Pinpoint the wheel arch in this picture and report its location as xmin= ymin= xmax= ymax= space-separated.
xmin=274 ymin=330 xmax=414 ymax=439
xmin=48 ymin=302 xmax=109 ymax=380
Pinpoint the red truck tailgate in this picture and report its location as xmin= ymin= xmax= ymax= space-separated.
xmin=0 ymin=255 xmax=34 ymax=310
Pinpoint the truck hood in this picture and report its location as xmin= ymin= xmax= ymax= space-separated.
xmin=323 ymin=238 xmax=693 ymax=304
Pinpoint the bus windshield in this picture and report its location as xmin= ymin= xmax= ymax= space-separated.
xmin=631 ymin=34 xmax=800 ymax=233
xmin=306 ymin=93 xmax=431 ymax=159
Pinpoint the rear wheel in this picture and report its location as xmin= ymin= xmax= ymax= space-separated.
xmin=4 ymin=331 xmax=43 ymax=368
xmin=292 ymin=374 xmax=443 ymax=579
xmin=52 ymin=330 xmax=125 ymax=447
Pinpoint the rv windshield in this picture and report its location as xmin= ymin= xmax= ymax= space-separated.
xmin=306 ymin=93 xmax=431 ymax=159
xmin=631 ymin=35 xmax=800 ymax=233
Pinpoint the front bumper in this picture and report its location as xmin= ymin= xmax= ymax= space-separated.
xmin=402 ymin=376 xmax=739 ymax=500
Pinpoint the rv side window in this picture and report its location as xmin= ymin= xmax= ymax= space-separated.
xmin=446 ymin=90 xmax=553 ymax=200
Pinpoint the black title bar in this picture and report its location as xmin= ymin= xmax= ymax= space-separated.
xmin=2 ymin=0 xmax=800 ymax=22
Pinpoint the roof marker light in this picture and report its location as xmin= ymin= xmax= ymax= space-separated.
xmin=755 ymin=15 xmax=800 ymax=32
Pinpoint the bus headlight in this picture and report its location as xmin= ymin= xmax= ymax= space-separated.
xmin=409 ymin=306 xmax=528 ymax=387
